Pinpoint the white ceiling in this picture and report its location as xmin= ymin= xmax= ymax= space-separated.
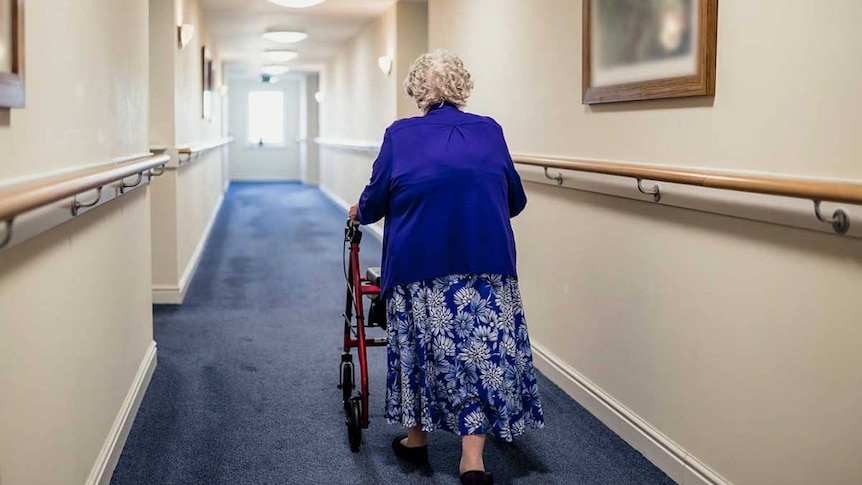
xmin=202 ymin=0 xmax=418 ymax=78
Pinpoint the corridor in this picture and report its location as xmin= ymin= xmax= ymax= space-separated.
xmin=110 ymin=184 xmax=673 ymax=484
xmin=2 ymin=1 xmax=861 ymax=485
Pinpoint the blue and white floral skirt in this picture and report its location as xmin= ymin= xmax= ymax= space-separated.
xmin=384 ymin=273 xmax=545 ymax=442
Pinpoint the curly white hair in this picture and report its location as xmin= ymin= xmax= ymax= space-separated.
xmin=404 ymin=50 xmax=474 ymax=113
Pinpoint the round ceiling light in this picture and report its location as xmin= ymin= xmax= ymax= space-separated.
xmin=263 ymin=50 xmax=298 ymax=62
xmin=263 ymin=31 xmax=308 ymax=44
xmin=262 ymin=65 xmax=290 ymax=76
xmin=266 ymin=0 xmax=325 ymax=8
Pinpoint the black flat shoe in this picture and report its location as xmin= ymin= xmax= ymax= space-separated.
xmin=460 ymin=470 xmax=494 ymax=484
xmin=391 ymin=435 xmax=429 ymax=466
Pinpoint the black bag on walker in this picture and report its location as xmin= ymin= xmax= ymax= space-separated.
xmin=368 ymin=297 xmax=387 ymax=330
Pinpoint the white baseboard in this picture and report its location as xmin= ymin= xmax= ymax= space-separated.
xmin=318 ymin=185 xmax=383 ymax=241
xmin=152 ymin=193 xmax=224 ymax=304
xmin=86 ymin=340 xmax=157 ymax=485
xmin=531 ymin=342 xmax=730 ymax=485
xmin=151 ymin=285 xmax=184 ymax=305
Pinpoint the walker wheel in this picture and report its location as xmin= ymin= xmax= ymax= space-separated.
xmin=346 ymin=397 xmax=362 ymax=452
xmin=338 ymin=360 xmax=354 ymax=406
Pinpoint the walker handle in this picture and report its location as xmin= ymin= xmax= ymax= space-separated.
xmin=345 ymin=219 xmax=362 ymax=243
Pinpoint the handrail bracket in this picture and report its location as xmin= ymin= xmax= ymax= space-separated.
xmin=543 ymin=167 xmax=564 ymax=186
xmin=637 ymin=179 xmax=662 ymax=203
xmin=148 ymin=164 xmax=167 ymax=179
xmin=813 ymin=200 xmax=850 ymax=234
xmin=0 ymin=217 xmax=13 ymax=249
xmin=118 ymin=172 xmax=144 ymax=194
xmin=71 ymin=187 xmax=104 ymax=216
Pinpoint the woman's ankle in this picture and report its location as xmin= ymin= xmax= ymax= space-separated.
xmin=404 ymin=426 xmax=428 ymax=447
xmin=460 ymin=434 xmax=486 ymax=474
xmin=459 ymin=459 xmax=485 ymax=475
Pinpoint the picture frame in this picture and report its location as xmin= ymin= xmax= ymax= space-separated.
xmin=0 ymin=0 xmax=25 ymax=109
xmin=582 ymin=0 xmax=718 ymax=104
xmin=202 ymin=45 xmax=214 ymax=120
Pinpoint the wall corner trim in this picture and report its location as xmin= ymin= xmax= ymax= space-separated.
xmin=531 ymin=342 xmax=730 ymax=485
xmin=86 ymin=340 xmax=158 ymax=485
xmin=152 ymin=192 xmax=225 ymax=304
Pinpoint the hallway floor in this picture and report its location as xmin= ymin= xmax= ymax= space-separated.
xmin=111 ymin=183 xmax=675 ymax=485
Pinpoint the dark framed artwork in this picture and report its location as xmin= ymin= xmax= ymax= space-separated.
xmin=202 ymin=45 xmax=214 ymax=120
xmin=582 ymin=0 xmax=718 ymax=104
xmin=0 ymin=0 xmax=24 ymax=108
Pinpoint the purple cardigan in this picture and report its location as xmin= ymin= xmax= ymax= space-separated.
xmin=356 ymin=103 xmax=527 ymax=293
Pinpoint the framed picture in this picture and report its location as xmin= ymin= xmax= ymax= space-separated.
xmin=582 ymin=0 xmax=718 ymax=104
xmin=0 ymin=0 xmax=24 ymax=108
xmin=202 ymin=45 xmax=214 ymax=120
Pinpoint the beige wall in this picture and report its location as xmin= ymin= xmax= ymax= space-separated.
xmin=319 ymin=3 xmax=397 ymax=210
xmin=176 ymin=151 xmax=224 ymax=276
xmin=319 ymin=0 xmax=427 ymax=210
xmin=0 ymin=2 xmax=154 ymax=484
xmin=301 ymin=73 xmax=321 ymax=185
xmin=150 ymin=0 xmax=176 ymax=147
xmin=150 ymin=0 xmax=227 ymax=302
xmin=321 ymin=4 xmax=398 ymax=142
xmin=430 ymin=0 xmax=860 ymax=179
xmin=150 ymin=170 xmax=180 ymax=287
xmin=0 ymin=4 xmax=148 ymax=178
xmin=429 ymin=1 xmax=862 ymax=484
xmin=396 ymin=1 xmax=428 ymax=119
xmin=175 ymin=0 xmax=224 ymax=146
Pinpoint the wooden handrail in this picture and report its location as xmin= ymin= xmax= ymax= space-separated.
xmin=0 ymin=153 xmax=169 ymax=222
xmin=513 ymin=155 xmax=862 ymax=206
xmin=311 ymin=135 xmax=860 ymax=233
xmin=314 ymin=138 xmax=380 ymax=152
xmin=310 ymin=137 xmax=862 ymax=205
xmin=177 ymin=137 xmax=233 ymax=155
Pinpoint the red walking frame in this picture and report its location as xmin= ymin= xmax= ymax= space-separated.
xmin=338 ymin=220 xmax=387 ymax=452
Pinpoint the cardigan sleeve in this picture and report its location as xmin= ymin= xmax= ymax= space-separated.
xmin=357 ymin=132 xmax=393 ymax=225
xmin=499 ymin=131 xmax=527 ymax=218
xmin=505 ymin=153 xmax=528 ymax=218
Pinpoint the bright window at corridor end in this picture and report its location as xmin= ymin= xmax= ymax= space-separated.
xmin=247 ymin=91 xmax=285 ymax=146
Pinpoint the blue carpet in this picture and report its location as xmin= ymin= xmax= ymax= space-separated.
xmin=111 ymin=183 xmax=675 ymax=485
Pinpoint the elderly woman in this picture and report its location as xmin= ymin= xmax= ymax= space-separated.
xmin=349 ymin=50 xmax=544 ymax=485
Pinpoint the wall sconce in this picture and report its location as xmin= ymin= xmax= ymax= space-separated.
xmin=314 ymin=91 xmax=324 ymax=104
xmin=378 ymin=56 xmax=393 ymax=76
xmin=178 ymin=24 xmax=195 ymax=48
